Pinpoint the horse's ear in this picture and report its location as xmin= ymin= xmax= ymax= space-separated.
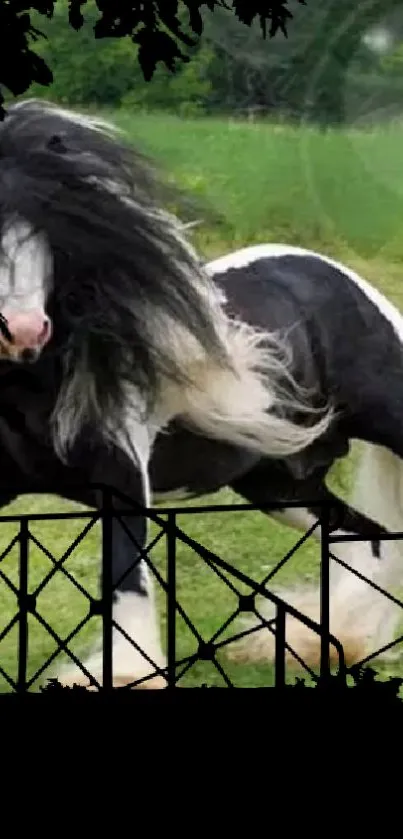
xmin=47 ymin=134 xmax=68 ymax=154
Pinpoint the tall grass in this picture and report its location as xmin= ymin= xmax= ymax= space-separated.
xmin=111 ymin=112 xmax=403 ymax=271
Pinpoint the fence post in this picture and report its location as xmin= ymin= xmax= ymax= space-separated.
xmin=17 ymin=519 xmax=29 ymax=693
xmin=275 ymin=604 xmax=286 ymax=687
xmin=166 ymin=511 xmax=176 ymax=688
xmin=320 ymin=503 xmax=331 ymax=682
xmin=101 ymin=489 xmax=114 ymax=691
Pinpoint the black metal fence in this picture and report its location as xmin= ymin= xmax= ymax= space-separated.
xmin=0 ymin=483 xmax=402 ymax=691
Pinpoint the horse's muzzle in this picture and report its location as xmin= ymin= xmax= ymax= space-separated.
xmin=0 ymin=309 xmax=52 ymax=362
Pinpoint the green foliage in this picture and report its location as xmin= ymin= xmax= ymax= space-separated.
xmin=28 ymin=0 xmax=212 ymax=112
xmin=120 ymin=44 xmax=214 ymax=116
xmin=29 ymin=2 xmax=141 ymax=105
xmin=24 ymin=0 xmax=403 ymax=126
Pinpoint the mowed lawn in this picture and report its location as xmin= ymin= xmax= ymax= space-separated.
xmin=2 ymin=112 xmax=403 ymax=691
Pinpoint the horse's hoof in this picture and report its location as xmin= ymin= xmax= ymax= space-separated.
xmin=55 ymin=672 xmax=167 ymax=690
xmin=114 ymin=674 xmax=167 ymax=689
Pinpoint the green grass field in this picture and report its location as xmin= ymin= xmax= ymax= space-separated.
xmin=2 ymin=111 xmax=403 ymax=691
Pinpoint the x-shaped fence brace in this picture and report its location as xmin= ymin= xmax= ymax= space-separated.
xmin=0 ymin=483 xmax=402 ymax=690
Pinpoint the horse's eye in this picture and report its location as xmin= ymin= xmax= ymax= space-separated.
xmin=47 ymin=134 xmax=67 ymax=154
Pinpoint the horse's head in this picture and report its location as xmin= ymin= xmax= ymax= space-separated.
xmin=0 ymin=97 xmax=119 ymax=365
xmin=0 ymin=217 xmax=53 ymax=363
xmin=0 ymin=97 xmax=141 ymax=366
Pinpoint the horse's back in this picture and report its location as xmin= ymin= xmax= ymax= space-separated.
xmin=207 ymin=244 xmax=403 ymax=453
xmin=207 ymin=244 xmax=389 ymax=332
xmin=209 ymin=245 xmax=401 ymax=383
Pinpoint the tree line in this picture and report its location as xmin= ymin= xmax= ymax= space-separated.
xmin=24 ymin=0 xmax=403 ymax=125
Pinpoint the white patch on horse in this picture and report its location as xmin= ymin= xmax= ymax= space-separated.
xmin=348 ymin=442 xmax=403 ymax=650
xmin=233 ymin=500 xmax=402 ymax=668
xmin=116 ymin=393 xmax=156 ymax=508
xmin=153 ymin=487 xmax=193 ymax=504
xmin=0 ymin=217 xmax=52 ymax=313
xmin=58 ymin=586 xmax=167 ymax=690
xmin=160 ymin=316 xmax=333 ymax=461
xmin=270 ymin=506 xmax=319 ymax=533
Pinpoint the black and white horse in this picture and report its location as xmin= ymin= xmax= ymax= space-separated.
xmin=1 ymin=241 xmax=402 ymax=686
xmin=0 ymin=98 xmax=402 ymax=688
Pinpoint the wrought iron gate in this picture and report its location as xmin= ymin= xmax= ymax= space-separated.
xmin=0 ymin=484 xmax=402 ymax=691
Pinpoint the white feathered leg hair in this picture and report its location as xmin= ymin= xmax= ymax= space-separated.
xmin=229 ymin=443 xmax=403 ymax=671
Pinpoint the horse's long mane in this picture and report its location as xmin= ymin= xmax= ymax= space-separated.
xmin=0 ymin=100 xmax=232 ymax=444
xmin=0 ymin=99 xmax=333 ymax=465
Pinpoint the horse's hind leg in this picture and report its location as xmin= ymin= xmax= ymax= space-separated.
xmin=227 ymin=461 xmax=400 ymax=669
xmin=346 ymin=442 xmax=403 ymax=657
xmin=280 ymin=488 xmax=402 ymax=666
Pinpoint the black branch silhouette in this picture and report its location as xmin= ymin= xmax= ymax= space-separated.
xmin=0 ymin=0 xmax=305 ymax=118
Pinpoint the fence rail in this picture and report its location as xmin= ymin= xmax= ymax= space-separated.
xmin=0 ymin=483 xmax=402 ymax=691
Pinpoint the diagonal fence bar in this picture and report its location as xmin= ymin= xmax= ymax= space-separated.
xmin=0 ymin=482 xmax=402 ymax=690
xmin=275 ymin=605 xmax=286 ymax=687
xmin=101 ymin=489 xmax=114 ymax=691
xmin=320 ymin=506 xmax=331 ymax=683
xmin=166 ymin=512 xmax=177 ymax=689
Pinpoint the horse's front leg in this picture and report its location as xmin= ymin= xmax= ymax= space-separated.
xmin=55 ymin=422 xmax=167 ymax=690
xmin=57 ymin=507 xmax=167 ymax=690
xmin=105 ymin=507 xmax=167 ymax=689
